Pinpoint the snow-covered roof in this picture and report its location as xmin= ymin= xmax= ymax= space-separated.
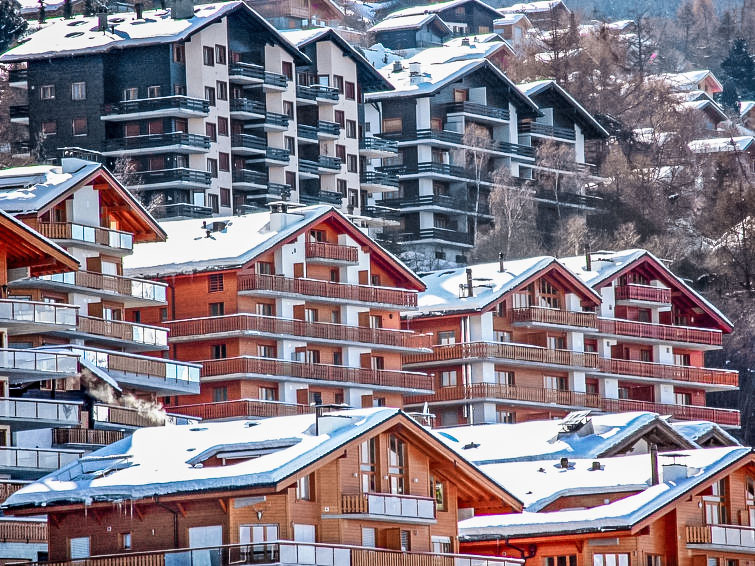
xmin=459 ymin=446 xmax=750 ymax=538
xmin=2 ymin=408 xmax=399 ymax=509
xmin=654 ymin=70 xmax=723 ymax=93
xmin=384 ymin=0 xmax=500 ymax=20
xmin=369 ymin=13 xmax=449 ymax=32
xmin=434 ymin=412 xmax=691 ymax=465
xmin=493 ymin=13 xmax=531 ymax=25
xmin=361 ymin=43 xmax=404 ymax=69
xmin=389 ymin=38 xmax=512 ymax=66
xmin=499 ymin=0 xmax=569 ymax=15
xmin=18 ymin=0 xmax=71 ymax=14
xmin=0 ymin=2 xmax=307 ymax=64
xmin=445 ymin=33 xmax=504 ymax=45
xmin=670 ymin=421 xmax=741 ymax=447
xmin=740 ymin=100 xmax=755 ymax=117
xmin=688 ymin=136 xmax=754 ymax=154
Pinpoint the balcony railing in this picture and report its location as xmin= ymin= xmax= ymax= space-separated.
xmin=397 ymin=129 xmax=535 ymax=157
xmin=0 ymin=519 xmax=47 ymax=543
xmin=103 ymin=132 xmax=210 ymax=153
xmin=687 ymin=524 xmax=755 ymax=548
xmin=37 ymin=222 xmax=133 ymax=251
xmin=406 ymin=383 xmax=602 ymax=408
xmin=510 ymin=306 xmax=598 ymax=328
xmin=264 ymin=71 xmax=288 ymax=88
xmin=53 ymin=427 xmax=128 ymax=445
xmin=310 ymin=84 xmax=340 ymax=100
xmin=0 ymin=298 xmax=78 ymax=327
xmin=305 ymin=242 xmax=359 ymax=263
xmin=397 ymin=228 xmax=474 ymax=245
xmin=200 ymin=356 xmax=432 ymax=391
xmin=595 ymin=358 xmax=738 ymax=386
xmin=519 ymin=121 xmax=576 ymax=140
xmin=237 ymin=273 xmax=418 ymax=308
xmin=596 ymin=318 xmax=723 ymax=346
xmin=318 ymin=155 xmax=342 ymax=170
xmin=77 ymin=316 xmax=168 ymax=348
xmin=296 ymin=84 xmax=317 ymax=101
xmin=614 ymin=284 xmax=671 ymax=304
xmin=602 ymin=399 xmax=740 ymax=427
xmin=0 ymin=348 xmax=79 ymax=374
xmin=299 ymin=190 xmax=343 ymax=205
xmin=381 ymin=194 xmax=490 ymax=214
xmin=8 ymin=69 xmax=28 ymax=83
xmin=297 ymin=124 xmax=318 ymax=140
xmin=230 ymin=98 xmax=266 ymax=116
xmin=0 ymin=447 xmax=84 ymax=470
xmin=267 ymin=147 xmax=291 ymax=163
xmin=9 ymin=105 xmax=28 ymax=120
xmin=265 ymin=112 xmax=290 ymax=128
xmin=359 ymin=137 xmax=398 ymax=154
xmin=36 ymin=270 xmax=167 ymax=303
xmin=229 ymin=63 xmax=264 ymax=81
xmin=231 ymin=133 xmax=267 ymax=151
xmin=165 ymin=314 xmax=432 ymax=349
xmin=101 ymin=96 xmax=209 ymax=117
xmin=233 ymin=169 xmax=268 ymax=186
xmin=92 ymin=404 xmax=198 ymax=428
xmin=15 ymin=541 xmax=523 ymax=566
xmin=77 ymin=348 xmax=200 ymax=385
xmin=131 ymin=168 xmax=212 ymax=187
xmin=0 ymin=397 xmax=81 ymax=423
xmin=445 ymin=101 xmax=510 ymax=121
xmin=340 ymin=492 xmax=435 ymax=519
xmin=360 ymin=171 xmax=399 ymax=188
xmin=152 ymin=202 xmax=213 ymax=219
xmin=0 ymin=480 xmax=28 ymax=501
xmin=404 ymin=342 xmax=600 ymax=368
xmin=169 ymin=399 xmax=314 ymax=421
xmin=299 ymin=159 xmax=320 ymax=175
xmin=318 ymin=120 xmax=341 ymax=136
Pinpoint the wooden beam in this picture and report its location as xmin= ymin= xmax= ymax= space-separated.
xmin=176 ymin=502 xmax=187 ymax=518
xmin=134 ymin=506 xmax=145 ymax=522
xmin=218 ymin=499 xmax=227 ymax=513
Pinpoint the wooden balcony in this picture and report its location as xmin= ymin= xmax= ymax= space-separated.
xmin=0 ymin=518 xmax=47 ymax=542
xmin=37 ymin=222 xmax=133 ymax=252
xmin=602 ymin=399 xmax=740 ymax=427
xmin=77 ymin=316 xmax=168 ymax=349
xmin=686 ymin=524 xmax=755 ymax=548
xmin=595 ymin=358 xmax=738 ymax=387
xmin=406 ymin=383 xmax=602 ymax=409
xmin=305 ymin=242 xmax=359 ymax=263
xmin=14 ymin=541 xmax=523 ymax=566
xmin=403 ymin=342 xmax=599 ymax=369
xmin=92 ymin=404 xmax=199 ymax=428
xmin=165 ymin=314 xmax=432 ymax=350
xmin=339 ymin=492 xmax=435 ymax=520
xmin=614 ymin=284 xmax=671 ymax=304
xmin=0 ymin=396 xmax=81 ymax=424
xmin=596 ymin=318 xmax=723 ymax=347
xmin=0 ymin=480 xmax=29 ymax=502
xmin=510 ymin=306 xmax=597 ymax=329
xmin=169 ymin=399 xmax=314 ymax=421
xmin=200 ymin=356 xmax=433 ymax=392
xmin=53 ymin=427 xmax=128 ymax=446
xmin=237 ymin=273 xmax=418 ymax=308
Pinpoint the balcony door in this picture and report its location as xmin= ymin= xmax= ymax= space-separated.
xmin=188 ymin=525 xmax=223 ymax=566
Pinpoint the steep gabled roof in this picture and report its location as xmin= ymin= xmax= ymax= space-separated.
xmin=688 ymin=135 xmax=754 ymax=154
xmin=654 ymin=70 xmax=723 ymax=94
xmin=369 ymin=12 xmax=451 ymax=35
xmin=498 ymin=0 xmax=569 ymax=15
xmin=740 ymin=100 xmax=755 ymax=118
xmin=385 ymin=0 xmax=502 ymax=21
xmin=0 ymin=2 xmax=308 ymax=65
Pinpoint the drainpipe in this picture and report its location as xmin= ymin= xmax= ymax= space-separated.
xmin=155 ymin=498 xmax=179 ymax=548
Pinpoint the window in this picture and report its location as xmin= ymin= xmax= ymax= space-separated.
xmin=362 ymin=528 xmax=376 ymax=548
xmin=208 ymin=193 xmax=219 ymax=213
xmin=640 ymin=349 xmax=652 ymax=362
xmin=174 ymin=118 xmax=188 ymax=132
xmin=345 ymin=81 xmax=355 ymax=100
xmin=538 ymin=279 xmax=561 ymax=308
xmin=215 ymin=44 xmax=226 ymax=64
xmin=147 ymin=85 xmax=161 ymax=98
xmin=72 ymin=117 xmax=87 ymax=136
xmin=148 ymin=119 xmax=163 ymax=135
xmin=207 ymin=158 xmax=218 ymax=178
xmin=203 ymin=46 xmax=214 ymax=66
xmin=40 ymin=84 xmax=55 ymax=100
xmin=333 ymin=351 xmax=342 ymax=365
xmin=304 ymin=308 xmax=318 ymax=323
xmin=675 ymin=353 xmax=691 ymax=366
xmin=369 ymin=315 xmax=382 ymax=329
xmin=453 ymin=88 xmax=468 ymax=102
xmin=282 ymin=61 xmax=293 ymax=80
xmin=317 ymin=74 xmax=330 ymax=86
xmin=220 ymin=188 xmax=230 ymax=207
xmin=705 ymin=479 xmax=728 ymax=524
xmin=495 ymin=370 xmax=514 ymax=385
xmin=211 ymin=344 xmax=227 ymax=359
xmin=258 ymin=344 xmax=275 ymax=358
xmin=218 ymin=117 xmax=228 ymax=136
xmin=283 ymin=100 xmax=294 ymax=118
xmin=212 ymin=387 xmax=228 ymax=402
xmin=286 ymin=171 xmax=297 ymax=191
xmin=337 ymin=179 xmax=347 ymax=196
xmin=219 ymin=152 xmax=230 ymax=172
xmin=256 ymin=303 xmax=273 ymax=316
xmin=592 ymin=555 xmax=628 ymax=566
xmin=214 ymin=80 xmax=228 ymax=101
xmin=206 ymin=122 xmax=217 ymax=142
xmin=120 ymin=532 xmax=132 ymax=550
xmin=546 ymin=557 xmax=576 ymax=566
xmin=388 ymin=434 xmax=406 ymax=494
xmin=333 ymin=75 xmax=344 ymax=94
xmin=346 ymin=120 xmax=357 ymax=138
xmin=547 ymin=336 xmax=566 ymax=350
xmin=360 ymin=438 xmax=376 ymax=493
xmin=174 ymin=84 xmax=186 ymax=95
xmin=440 ymin=370 xmax=457 ymax=387
xmin=296 ymin=474 xmax=313 ymax=500
xmin=208 ymin=273 xmax=224 ymax=292
xmin=160 ymin=308 xmax=168 ymax=322
xmin=69 ymin=537 xmax=90 ymax=560
xmin=347 ymin=154 xmax=357 ymax=173
xmin=209 ymin=302 xmax=225 ymax=316
xmin=330 ymin=269 xmax=339 ymax=283
xmin=123 ymin=87 xmax=139 ymax=100
xmin=71 ymin=81 xmax=86 ymax=100
xmin=173 ymin=44 xmax=185 ymax=63
xmin=259 ymin=386 xmax=277 ymax=401
xmin=205 ymin=86 xmax=216 ymax=106
xmin=336 ymin=144 xmax=346 ymax=161
xmin=42 ymin=121 xmax=57 ymax=135
xmin=638 ymin=308 xmax=651 ymax=322
xmin=544 ymin=375 xmax=568 ymax=390
xmin=285 ymin=136 xmax=296 ymax=155
xmin=496 ymin=409 xmax=514 ymax=423
xmin=495 ymin=330 xmax=512 ymax=342
xmin=432 ymin=537 xmax=451 ymax=554
xmin=400 ymin=530 xmax=410 ymax=552
xmin=335 ymin=110 xmax=345 ymax=128
xmin=239 ymin=524 xmax=278 ymax=546
xmin=646 ymin=556 xmax=662 ymax=566
xmin=438 ymin=331 xmax=455 ymax=345
xmin=257 ymin=262 xmax=274 ymax=275
xmin=382 ymin=117 xmax=402 ymax=133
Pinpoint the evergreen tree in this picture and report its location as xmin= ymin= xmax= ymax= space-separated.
xmin=717 ymin=11 xmax=736 ymax=46
xmin=721 ymin=38 xmax=755 ymax=98
xmin=720 ymin=77 xmax=739 ymax=110
xmin=0 ymin=0 xmax=27 ymax=53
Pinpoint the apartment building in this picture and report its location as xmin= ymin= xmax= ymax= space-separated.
xmin=0 ymin=158 xmax=200 ymax=479
xmin=401 ymin=249 xmax=739 ymax=428
xmin=2 ymin=407 xmax=523 ymax=564
xmin=122 ymin=204 xmax=431 ymax=422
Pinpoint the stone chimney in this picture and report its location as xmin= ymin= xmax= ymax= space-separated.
xmin=392 ymin=60 xmax=403 ymax=73
xmin=268 ymin=202 xmax=301 ymax=232
xmin=465 ymin=268 xmax=474 ymax=297
xmin=134 ymin=1 xmax=143 ymax=18
xmin=97 ymin=8 xmax=109 ymax=31
xmin=171 ymin=0 xmax=193 ymax=19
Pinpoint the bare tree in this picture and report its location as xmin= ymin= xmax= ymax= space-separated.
xmin=459 ymin=123 xmax=494 ymax=245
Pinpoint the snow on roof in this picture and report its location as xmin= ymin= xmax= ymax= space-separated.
xmin=369 ymin=58 xmax=484 ymax=97
xmin=3 ymin=408 xmax=403 ymax=509
xmin=493 ymin=13 xmax=531 ymax=25
xmin=434 ymin=412 xmax=679 ymax=465
xmin=445 ymin=33 xmax=504 ymax=45
xmin=391 ymin=39 xmax=511 ymax=66
xmin=499 ymin=0 xmax=568 ymax=15
xmin=279 ymin=27 xmax=332 ymax=45
xmin=671 ymin=421 xmax=741 ymax=446
xmin=19 ymin=0 xmax=69 ymax=13
xmin=123 ymin=205 xmax=334 ymax=277
xmin=385 ymin=0 xmax=499 ymax=20
xmin=688 ymin=136 xmax=754 ymax=154
xmin=0 ymin=2 xmax=305 ymax=64
xmin=369 ymin=13 xmax=447 ymax=32
xmin=740 ymin=100 xmax=755 ymax=117
xmin=362 ymin=43 xmax=404 ymax=69
xmin=459 ymin=446 xmax=750 ymax=538
xmin=654 ymin=70 xmax=723 ymax=92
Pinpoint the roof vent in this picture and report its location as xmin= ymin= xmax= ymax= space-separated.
xmin=462 ymin=442 xmax=480 ymax=450
xmin=591 ymin=461 xmax=602 ymax=471
xmin=134 ymin=2 xmax=143 ymax=19
xmin=392 ymin=60 xmax=403 ymax=73
xmin=461 ymin=37 xmax=470 ymax=46
xmin=409 ymin=62 xmax=421 ymax=76
xmin=97 ymin=8 xmax=109 ymax=31
xmin=559 ymin=457 xmax=569 ymax=469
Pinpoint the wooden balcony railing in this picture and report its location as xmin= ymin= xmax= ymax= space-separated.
xmin=596 ymin=318 xmax=723 ymax=346
xmin=406 ymin=383 xmax=602 ymax=408
xmin=0 ymin=519 xmax=47 ymax=542
xmin=237 ymin=274 xmax=418 ymax=308
xmin=92 ymin=404 xmax=199 ymax=428
xmin=200 ymin=356 xmax=432 ymax=392
xmin=77 ymin=348 xmax=200 ymax=384
xmin=0 ymin=298 xmax=78 ymax=327
xmin=0 ymin=480 xmax=29 ymax=502
xmin=12 ymin=541 xmax=524 ymax=566
xmin=37 ymin=270 xmax=167 ymax=303
xmin=37 ymin=222 xmax=133 ymax=251
xmin=510 ymin=306 xmax=597 ymax=328
xmin=602 ymin=399 xmax=740 ymax=426
xmin=305 ymin=242 xmax=359 ymax=263
xmin=614 ymin=284 xmax=671 ymax=304
xmin=0 ymin=396 xmax=81 ymax=423
xmin=339 ymin=493 xmax=435 ymax=519
xmin=168 ymin=399 xmax=314 ymax=421
xmin=686 ymin=524 xmax=755 ymax=547
xmin=403 ymin=342 xmax=599 ymax=368
xmin=78 ymin=316 xmax=168 ymax=348
xmin=596 ymin=358 xmax=738 ymax=387
xmin=165 ymin=314 xmax=431 ymax=350
xmin=53 ymin=427 xmax=128 ymax=445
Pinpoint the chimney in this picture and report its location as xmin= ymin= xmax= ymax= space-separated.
xmin=498 ymin=251 xmax=505 ymax=273
xmin=650 ymin=444 xmax=659 ymax=485
xmin=268 ymin=202 xmax=301 ymax=232
xmin=465 ymin=268 xmax=474 ymax=297
xmin=409 ymin=62 xmax=421 ymax=76
xmin=560 ymin=457 xmax=569 ymax=469
xmin=461 ymin=37 xmax=470 ymax=46
xmin=134 ymin=1 xmax=143 ymax=18
xmin=591 ymin=461 xmax=601 ymax=471
xmin=392 ymin=60 xmax=403 ymax=73
xmin=171 ymin=0 xmax=194 ymax=19
xmin=584 ymin=241 xmax=592 ymax=271
xmin=97 ymin=8 xmax=109 ymax=31
xmin=661 ymin=463 xmax=689 ymax=483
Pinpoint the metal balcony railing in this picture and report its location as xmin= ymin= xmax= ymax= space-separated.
xmin=101 ymin=96 xmax=209 ymax=117
xmin=37 ymin=222 xmax=134 ymax=250
xmin=103 ymin=132 xmax=210 ymax=153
